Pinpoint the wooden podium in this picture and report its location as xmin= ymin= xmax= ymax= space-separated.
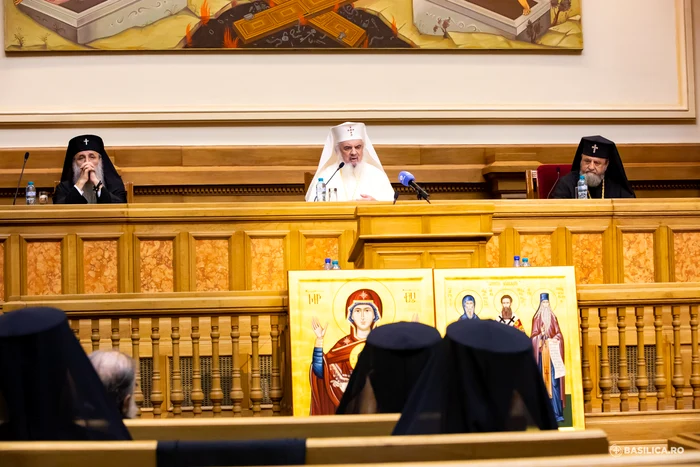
xmin=348 ymin=203 xmax=495 ymax=269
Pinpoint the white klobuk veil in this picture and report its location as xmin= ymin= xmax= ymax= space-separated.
xmin=305 ymin=122 xmax=387 ymax=201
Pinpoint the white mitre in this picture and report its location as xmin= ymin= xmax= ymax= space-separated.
xmin=305 ymin=122 xmax=391 ymax=201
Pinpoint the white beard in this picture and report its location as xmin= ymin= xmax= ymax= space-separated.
xmin=539 ymin=304 xmax=554 ymax=333
xmin=340 ymin=161 xmax=365 ymax=199
xmin=73 ymin=161 xmax=106 ymax=204
xmin=584 ymin=172 xmax=604 ymax=188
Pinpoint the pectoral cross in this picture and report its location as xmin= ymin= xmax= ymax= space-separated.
xmin=84 ymin=138 xmax=89 ymax=145
xmin=591 ymin=144 xmax=598 ymax=154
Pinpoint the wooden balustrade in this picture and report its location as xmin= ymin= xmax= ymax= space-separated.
xmin=2 ymin=293 xmax=288 ymax=418
xmin=578 ymin=283 xmax=700 ymax=414
xmin=3 ymin=282 xmax=700 ymax=417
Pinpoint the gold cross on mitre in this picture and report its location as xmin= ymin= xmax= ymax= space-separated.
xmin=358 ymin=291 xmax=369 ymax=300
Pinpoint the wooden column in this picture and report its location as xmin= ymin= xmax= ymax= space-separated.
xmin=270 ymin=315 xmax=283 ymax=415
xmin=171 ymin=317 xmax=184 ymax=417
xmin=111 ymin=318 xmax=120 ymax=350
xmin=191 ymin=317 xmax=204 ymax=417
xmin=599 ymin=307 xmax=612 ymax=412
xmin=671 ymin=306 xmax=685 ymax=409
xmin=210 ymin=316 xmax=223 ymax=416
xmin=580 ymin=307 xmax=592 ymax=413
xmin=230 ymin=316 xmax=244 ymax=417
xmin=635 ymin=307 xmax=648 ymax=411
xmin=250 ymin=315 xmax=262 ymax=416
xmin=690 ymin=305 xmax=700 ymax=409
xmin=131 ymin=317 xmax=143 ymax=417
xmin=91 ymin=319 xmax=100 ymax=351
xmin=654 ymin=306 xmax=667 ymax=410
xmin=151 ymin=317 xmax=164 ymax=417
xmin=70 ymin=319 xmax=80 ymax=340
xmin=617 ymin=307 xmax=630 ymax=412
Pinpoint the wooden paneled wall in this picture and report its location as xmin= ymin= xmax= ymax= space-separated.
xmin=3 ymin=200 xmax=700 ymax=304
xmin=1 ymin=143 xmax=700 ymax=203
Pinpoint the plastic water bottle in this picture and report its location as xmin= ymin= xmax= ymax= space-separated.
xmin=316 ymin=178 xmax=326 ymax=202
xmin=522 ymin=257 xmax=530 ymax=267
xmin=323 ymin=258 xmax=332 ymax=270
xmin=577 ymin=175 xmax=588 ymax=199
xmin=331 ymin=260 xmax=341 ymax=270
xmin=25 ymin=181 xmax=36 ymax=205
xmin=513 ymin=255 xmax=521 ymax=267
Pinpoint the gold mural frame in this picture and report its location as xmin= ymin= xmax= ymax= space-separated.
xmin=0 ymin=0 xmax=694 ymax=125
xmin=434 ymin=266 xmax=584 ymax=430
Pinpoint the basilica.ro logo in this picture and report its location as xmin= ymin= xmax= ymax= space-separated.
xmin=609 ymin=444 xmax=623 ymax=457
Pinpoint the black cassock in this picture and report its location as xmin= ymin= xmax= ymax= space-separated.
xmin=54 ymin=134 xmax=127 ymax=205
xmin=54 ymin=181 xmax=127 ymax=204
xmin=551 ymin=135 xmax=636 ymax=200
xmin=551 ymin=171 xmax=635 ymax=199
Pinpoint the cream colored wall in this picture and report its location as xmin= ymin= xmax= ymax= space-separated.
xmin=0 ymin=0 xmax=698 ymax=147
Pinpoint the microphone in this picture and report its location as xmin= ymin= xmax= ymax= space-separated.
xmin=12 ymin=152 xmax=30 ymax=206
xmin=392 ymin=191 xmax=399 ymax=205
xmin=546 ymin=167 xmax=561 ymax=199
xmin=398 ymin=171 xmax=430 ymax=203
xmin=325 ymin=162 xmax=345 ymax=186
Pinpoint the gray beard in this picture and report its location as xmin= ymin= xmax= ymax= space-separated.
xmin=584 ymin=172 xmax=604 ymax=187
xmin=72 ymin=161 xmax=105 ymax=204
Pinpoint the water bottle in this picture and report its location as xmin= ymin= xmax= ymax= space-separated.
xmin=577 ymin=175 xmax=588 ymax=199
xmin=513 ymin=255 xmax=521 ymax=267
xmin=316 ymin=178 xmax=326 ymax=202
xmin=25 ymin=181 xmax=36 ymax=205
xmin=522 ymin=257 xmax=530 ymax=267
xmin=323 ymin=258 xmax=332 ymax=270
xmin=331 ymin=260 xmax=341 ymax=270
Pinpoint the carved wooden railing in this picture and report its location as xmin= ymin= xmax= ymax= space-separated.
xmin=3 ymin=292 xmax=291 ymax=418
xmin=578 ymin=283 xmax=700 ymax=413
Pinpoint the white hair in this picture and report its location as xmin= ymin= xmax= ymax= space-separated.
xmin=89 ymin=350 xmax=137 ymax=419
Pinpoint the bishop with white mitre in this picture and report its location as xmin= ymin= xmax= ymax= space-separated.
xmin=305 ymin=122 xmax=395 ymax=202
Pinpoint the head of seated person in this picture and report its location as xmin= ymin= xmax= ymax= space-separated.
xmin=54 ymin=135 xmax=127 ymax=204
xmin=550 ymin=135 xmax=636 ymax=199
xmin=89 ymin=350 xmax=138 ymax=419
xmin=305 ymin=122 xmax=395 ymax=202
xmin=336 ymin=321 xmax=442 ymax=415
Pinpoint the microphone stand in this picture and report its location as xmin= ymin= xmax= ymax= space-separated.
xmin=314 ymin=162 xmax=345 ymax=202
xmin=13 ymin=152 xmax=30 ymax=206
xmin=393 ymin=191 xmax=399 ymax=205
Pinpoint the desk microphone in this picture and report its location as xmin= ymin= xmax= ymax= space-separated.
xmin=393 ymin=191 xmax=399 ymax=205
xmin=398 ymin=170 xmax=430 ymax=203
xmin=12 ymin=152 xmax=30 ymax=206
xmin=325 ymin=162 xmax=345 ymax=186
xmin=546 ymin=167 xmax=561 ymax=199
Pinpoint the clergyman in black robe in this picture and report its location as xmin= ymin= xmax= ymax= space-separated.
xmin=54 ymin=135 xmax=127 ymax=204
xmin=551 ymin=135 xmax=635 ymax=199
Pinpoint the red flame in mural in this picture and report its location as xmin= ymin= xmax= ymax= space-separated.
xmin=391 ymin=16 xmax=398 ymax=36
xmin=223 ymin=27 xmax=239 ymax=48
xmin=362 ymin=36 xmax=368 ymax=48
xmin=298 ymin=14 xmax=308 ymax=26
xmin=200 ymin=0 xmax=211 ymax=25
xmin=269 ymin=0 xmax=276 ymax=7
xmin=333 ymin=1 xmax=339 ymax=12
xmin=185 ymin=23 xmax=192 ymax=46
